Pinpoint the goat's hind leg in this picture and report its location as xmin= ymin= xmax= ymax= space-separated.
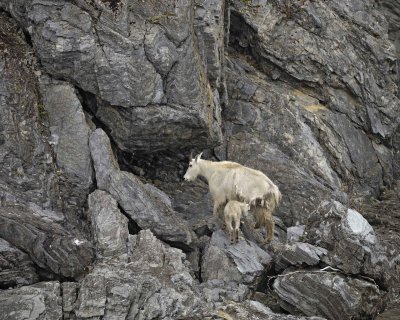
xmin=264 ymin=209 xmax=274 ymax=243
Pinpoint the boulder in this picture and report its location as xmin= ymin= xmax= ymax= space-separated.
xmin=273 ymin=271 xmax=383 ymax=320
xmin=217 ymin=300 xmax=326 ymax=320
xmin=201 ymin=230 xmax=272 ymax=285
xmin=88 ymin=190 xmax=129 ymax=258
xmin=275 ymin=242 xmax=328 ymax=271
xmin=305 ymin=201 xmax=393 ymax=286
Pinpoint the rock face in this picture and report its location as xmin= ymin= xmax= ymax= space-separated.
xmin=0 ymin=0 xmax=222 ymax=153
xmin=0 ymin=0 xmax=400 ymax=319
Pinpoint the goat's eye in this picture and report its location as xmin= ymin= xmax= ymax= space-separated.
xmin=189 ymin=164 xmax=192 ymax=168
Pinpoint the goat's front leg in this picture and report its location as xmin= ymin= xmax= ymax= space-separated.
xmin=212 ymin=197 xmax=225 ymax=219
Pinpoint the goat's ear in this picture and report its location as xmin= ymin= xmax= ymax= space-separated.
xmin=195 ymin=152 xmax=203 ymax=162
xmin=189 ymin=150 xmax=193 ymax=161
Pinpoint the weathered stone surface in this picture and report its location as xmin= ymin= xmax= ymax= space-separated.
xmin=0 ymin=281 xmax=62 ymax=320
xmin=0 ymin=12 xmax=58 ymax=209
xmin=222 ymin=57 xmax=341 ymax=226
xmin=74 ymin=230 xmax=209 ymax=319
xmin=62 ymin=282 xmax=79 ymax=320
xmin=0 ymin=206 xmax=93 ymax=278
xmin=287 ymin=225 xmax=306 ymax=243
xmin=0 ymin=238 xmax=39 ymax=289
xmin=39 ymin=76 xmax=93 ymax=190
xmin=305 ymin=201 xmax=394 ymax=287
xmin=88 ymin=190 xmax=129 ymax=258
xmin=194 ymin=0 xmax=226 ymax=89
xmin=276 ymin=242 xmax=328 ymax=271
xmin=200 ymin=279 xmax=249 ymax=305
xmin=217 ymin=300 xmax=326 ymax=320
xmin=89 ymin=128 xmax=195 ymax=247
xmin=274 ymin=271 xmax=383 ymax=320
xmin=222 ymin=0 xmax=400 ymax=218
xmin=202 ymin=230 xmax=272 ymax=284
xmin=0 ymin=0 xmax=399 ymax=319
xmin=39 ymin=75 xmax=94 ymax=228
xmin=1 ymin=0 xmax=222 ymax=153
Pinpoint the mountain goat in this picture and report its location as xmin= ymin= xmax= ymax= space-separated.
xmin=224 ymin=200 xmax=250 ymax=243
xmin=183 ymin=153 xmax=281 ymax=242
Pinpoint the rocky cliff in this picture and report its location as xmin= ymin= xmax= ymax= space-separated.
xmin=0 ymin=0 xmax=399 ymax=319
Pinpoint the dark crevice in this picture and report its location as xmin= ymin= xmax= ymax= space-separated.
xmin=35 ymin=265 xmax=76 ymax=284
xmin=116 ymin=204 xmax=141 ymax=236
xmin=163 ymin=239 xmax=193 ymax=253
xmin=197 ymin=246 xmax=204 ymax=283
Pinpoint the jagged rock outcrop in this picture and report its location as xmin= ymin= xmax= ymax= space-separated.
xmin=305 ymin=201 xmax=395 ymax=288
xmin=274 ymin=271 xmax=383 ymax=320
xmin=217 ymin=300 xmax=326 ymax=320
xmin=89 ymin=128 xmax=195 ymax=247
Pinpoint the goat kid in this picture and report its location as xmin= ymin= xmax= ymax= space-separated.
xmin=224 ymin=200 xmax=249 ymax=243
xmin=184 ymin=153 xmax=281 ymax=242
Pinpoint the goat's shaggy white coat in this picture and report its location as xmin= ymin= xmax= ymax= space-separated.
xmin=184 ymin=153 xmax=281 ymax=242
xmin=224 ymin=200 xmax=249 ymax=243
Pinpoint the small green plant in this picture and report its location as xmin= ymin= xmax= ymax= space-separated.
xmin=37 ymin=104 xmax=48 ymax=120
xmin=147 ymin=12 xmax=175 ymax=24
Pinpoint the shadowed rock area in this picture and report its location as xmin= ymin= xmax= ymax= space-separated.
xmin=0 ymin=0 xmax=399 ymax=319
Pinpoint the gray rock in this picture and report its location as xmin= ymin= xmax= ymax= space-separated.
xmin=0 ymin=238 xmax=39 ymax=288
xmin=89 ymin=128 xmax=195 ymax=247
xmin=74 ymin=230 xmax=209 ymax=319
xmin=200 ymin=279 xmax=249 ymax=304
xmin=225 ymin=0 xmax=400 ymax=204
xmin=194 ymin=0 xmax=225 ymax=88
xmin=201 ymin=230 xmax=272 ymax=284
xmin=276 ymin=242 xmax=328 ymax=271
xmin=88 ymin=190 xmax=129 ymax=258
xmin=39 ymin=75 xmax=94 ymax=228
xmin=287 ymin=225 xmax=306 ymax=243
xmin=0 ymin=12 xmax=58 ymax=210
xmin=2 ymin=0 xmax=222 ymax=153
xmin=305 ymin=201 xmax=393 ymax=286
xmin=39 ymin=75 xmax=93 ymax=190
xmin=0 ymin=281 xmax=62 ymax=320
xmin=0 ymin=206 xmax=93 ymax=279
xmin=62 ymin=282 xmax=79 ymax=320
xmin=217 ymin=300 xmax=327 ymax=320
xmin=273 ymin=271 xmax=383 ymax=320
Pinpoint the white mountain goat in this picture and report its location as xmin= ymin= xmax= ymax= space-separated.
xmin=224 ymin=200 xmax=250 ymax=243
xmin=183 ymin=153 xmax=282 ymax=242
